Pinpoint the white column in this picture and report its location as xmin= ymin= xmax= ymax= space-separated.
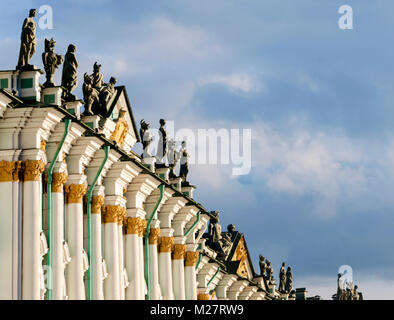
xmin=90 ymin=191 xmax=105 ymax=300
xmin=22 ymin=159 xmax=45 ymax=300
xmin=0 ymin=160 xmax=22 ymax=300
xmin=172 ymin=239 xmax=187 ymax=300
xmin=148 ymin=220 xmax=161 ymax=300
xmin=65 ymin=176 xmax=87 ymax=300
xmin=158 ymin=228 xmax=174 ymax=300
xmin=118 ymin=223 xmax=125 ymax=300
xmin=125 ymin=216 xmax=142 ymax=299
xmin=51 ymin=172 xmax=68 ymax=300
xmin=102 ymin=204 xmax=125 ymax=300
xmin=184 ymin=249 xmax=199 ymax=300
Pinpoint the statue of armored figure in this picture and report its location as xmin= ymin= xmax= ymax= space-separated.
xmin=61 ymin=44 xmax=79 ymax=101
xmin=259 ymin=255 xmax=267 ymax=277
xmin=140 ymin=119 xmax=153 ymax=158
xmin=82 ymin=62 xmax=116 ymax=116
xmin=42 ymin=38 xmax=63 ymax=88
xmin=208 ymin=211 xmax=226 ymax=260
xmin=285 ymin=266 xmax=293 ymax=293
xmin=278 ymin=262 xmax=286 ymax=292
xmin=99 ymin=76 xmax=117 ymax=115
xmin=17 ymin=9 xmax=37 ymax=70
xmin=266 ymin=260 xmax=274 ymax=284
xmin=179 ymin=141 xmax=190 ymax=182
xmin=156 ymin=119 xmax=168 ymax=165
xmin=167 ymin=139 xmax=179 ymax=178
xmin=82 ymin=72 xmax=99 ymax=115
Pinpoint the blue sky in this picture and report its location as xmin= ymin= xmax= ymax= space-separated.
xmin=1 ymin=0 xmax=394 ymax=299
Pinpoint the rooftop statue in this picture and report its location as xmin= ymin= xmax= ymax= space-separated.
xmin=285 ymin=266 xmax=293 ymax=293
xmin=42 ymin=38 xmax=63 ymax=88
xmin=179 ymin=140 xmax=190 ymax=182
xmin=259 ymin=255 xmax=267 ymax=277
xmin=336 ymin=273 xmax=345 ymax=300
xmin=17 ymin=9 xmax=37 ymax=70
xmin=91 ymin=62 xmax=104 ymax=91
xmin=110 ymin=109 xmax=128 ymax=147
xmin=99 ymin=76 xmax=117 ymax=115
xmin=266 ymin=260 xmax=274 ymax=284
xmin=208 ymin=211 xmax=226 ymax=260
xmin=61 ymin=44 xmax=79 ymax=101
xmin=140 ymin=119 xmax=153 ymax=158
xmin=278 ymin=262 xmax=286 ymax=293
xmin=82 ymin=72 xmax=99 ymax=115
xmin=227 ymin=224 xmax=236 ymax=240
xmin=167 ymin=139 xmax=179 ymax=178
xmin=156 ymin=119 xmax=168 ymax=166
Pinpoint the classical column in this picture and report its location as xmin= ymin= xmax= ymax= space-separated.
xmin=64 ymin=179 xmax=87 ymax=300
xmin=117 ymin=206 xmax=126 ymax=300
xmin=184 ymin=250 xmax=199 ymax=300
xmin=139 ymin=218 xmax=147 ymax=298
xmin=158 ymin=231 xmax=174 ymax=300
xmin=102 ymin=204 xmax=123 ymax=300
xmin=172 ymin=242 xmax=187 ymax=300
xmin=125 ymin=216 xmax=142 ymax=299
xmin=0 ymin=160 xmax=22 ymax=300
xmin=50 ymin=172 xmax=68 ymax=300
xmin=90 ymin=193 xmax=105 ymax=300
xmin=22 ymin=159 xmax=45 ymax=300
xmin=148 ymin=222 xmax=161 ymax=300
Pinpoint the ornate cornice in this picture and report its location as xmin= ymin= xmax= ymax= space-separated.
xmin=159 ymin=236 xmax=174 ymax=253
xmin=172 ymin=244 xmax=187 ymax=260
xmin=0 ymin=161 xmax=22 ymax=182
xmin=149 ymin=228 xmax=161 ymax=245
xmin=51 ymin=172 xmax=68 ymax=193
xmin=91 ymin=196 xmax=105 ymax=214
xmin=185 ymin=251 xmax=199 ymax=267
xmin=23 ymin=160 xmax=45 ymax=182
xmin=65 ymin=184 xmax=87 ymax=204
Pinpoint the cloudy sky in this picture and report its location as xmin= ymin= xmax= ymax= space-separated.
xmin=1 ymin=0 xmax=394 ymax=299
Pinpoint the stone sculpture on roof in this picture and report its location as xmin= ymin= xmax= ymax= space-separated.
xmin=17 ymin=9 xmax=37 ymax=70
xmin=61 ymin=44 xmax=79 ymax=101
xmin=42 ymin=38 xmax=63 ymax=88
xmin=278 ymin=262 xmax=286 ymax=293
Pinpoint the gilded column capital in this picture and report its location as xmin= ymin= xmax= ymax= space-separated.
xmin=118 ymin=207 xmax=127 ymax=226
xmin=65 ymin=184 xmax=87 ymax=204
xmin=159 ymin=236 xmax=174 ymax=253
xmin=197 ymin=293 xmax=210 ymax=300
xmin=140 ymin=219 xmax=147 ymax=237
xmin=91 ymin=196 xmax=105 ymax=214
xmin=185 ymin=251 xmax=199 ymax=267
xmin=172 ymin=244 xmax=187 ymax=260
xmin=51 ymin=172 xmax=68 ymax=193
xmin=23 ymin=160 xmax=45 ymax=182
xmin=102 ymin=205 xmax=123 ymax=224
xmin=125 ymin=217 xmax=140 ymax=234
xmin=0 ymin=161 xmax=22 ymax=182
xmin=149 ymin=228 xmax=161 ymax=245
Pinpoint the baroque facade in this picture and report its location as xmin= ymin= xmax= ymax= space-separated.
xmin=0 ymin=9 xmax=300 ymax=301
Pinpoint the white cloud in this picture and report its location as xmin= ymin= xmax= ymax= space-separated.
xmin=198 ymin=73 xmax=261 ymax=93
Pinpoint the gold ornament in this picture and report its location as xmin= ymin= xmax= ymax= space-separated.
xmin=64 ymin=184 xmax=87 ymax=204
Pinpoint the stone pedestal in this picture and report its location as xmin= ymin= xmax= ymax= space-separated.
xmin=64 ymin=100 xmax=83 ymax=119
xmin=295 ymin=288 xmax=307 ymax=300
xmin=18 ymin=69 xmax=43 ymax=102
xmin=81 ymin=115 xmax=101 ymax=131
xmin=169 ymin=177 xmax=182 ymax=191
xmin=41 ymin=86 xmax=62 ymax=106
xmin=181 ymin=184 xmax=196 ymax=199
xmin=142 ymin=156 xmax=156 ymax=172
xmin=156 ymin=167 xmax=170 ymax=181
xmin=0 ymin=70 xmax=19 ymax=94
